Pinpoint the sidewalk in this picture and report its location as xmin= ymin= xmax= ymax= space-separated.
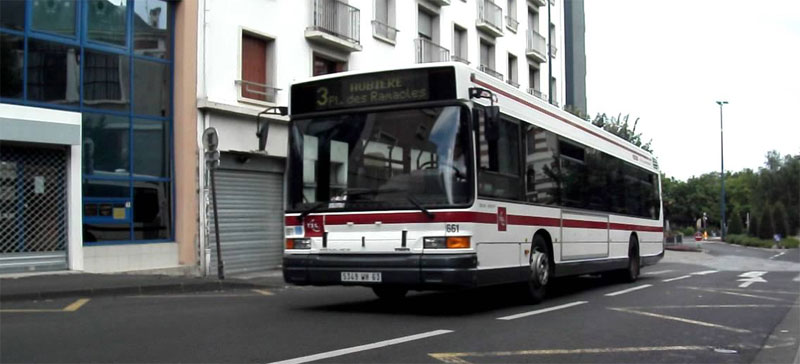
xmin=0 ymin=269 xmax=286 ymax=302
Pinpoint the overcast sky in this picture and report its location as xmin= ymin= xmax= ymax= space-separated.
xmin=584 ymin=0 xmax=800 ymax=181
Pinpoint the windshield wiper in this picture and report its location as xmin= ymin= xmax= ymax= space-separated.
xmin=407 ymin=195 xmax=434 ymax=219
xmin=298 ymin=202 xmax=325 ymax=222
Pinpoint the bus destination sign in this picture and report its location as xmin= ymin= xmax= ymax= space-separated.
xmin=291 ymin=67 xmax=456 ymax=114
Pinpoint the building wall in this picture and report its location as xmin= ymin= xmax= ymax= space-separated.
xmin=0 ymin=0 xmax=194 ymax=274
xmin=564 ymin=0 xmax=587 ymax=116
xmin=174 ymin=0 xmax=199 ymax=267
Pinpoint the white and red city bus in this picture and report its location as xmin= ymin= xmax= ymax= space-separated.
xmin=283 ymin=63 xmax=663 ymax=302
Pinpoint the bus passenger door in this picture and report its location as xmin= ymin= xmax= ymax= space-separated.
xmin=560 ymin=210 xmax=610 ymax=261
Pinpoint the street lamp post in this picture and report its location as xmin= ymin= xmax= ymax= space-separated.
xmin=716 ymin=100 xmax=728 ymax=240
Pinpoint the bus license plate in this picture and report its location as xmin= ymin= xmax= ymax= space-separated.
xmin=341 ymin=272 xmax=382 ymax=282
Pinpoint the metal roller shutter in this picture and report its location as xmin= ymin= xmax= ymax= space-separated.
xmin=209 ymin=167 xmax=283 ymax=275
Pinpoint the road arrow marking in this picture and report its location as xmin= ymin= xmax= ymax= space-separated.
xmin=738 ymin=271 xmax=767 ymax=288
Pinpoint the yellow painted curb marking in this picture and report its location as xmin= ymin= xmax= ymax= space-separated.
xmin=62 ymin=298 xmax=90 ymax=312
xmin=430 ymin=345 xmax=710 ymax=363
xmin=0 ymin=298 xmax=90 ymax=313
xmin=252 ymin=289 xmax=274 ymax=296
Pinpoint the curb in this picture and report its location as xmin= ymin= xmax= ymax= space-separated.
xmin=0 ymin=280 xmax=275 ymax=302
xmin=665 ymin=244 xmax=703 ymax=253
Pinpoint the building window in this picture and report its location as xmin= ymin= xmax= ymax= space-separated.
xmin=452 ymin=25 xmax=468 ymax=63
xmin=507 ymin=53 xmax=518 ymax=87
xmin=505 ymin=0 xmax=518 ymax=32
xmin=372 ymin=0 xmax=397 ymax=43
xmin=0 ymin=0 xmax=175 ymax=244
xmin=134 ymin=0 xmax=171 ymax=59
xmin=550 ymin=76 xmax=558 ymax=106
xmin=87 ymin=0 xmax=128 ymax=47
xmin=240 ymin=32 xmax=276 ymax=103
xmin=418 ymin=8 xmax=434 ymax=41
xmin=0 ymin=33 xmax=24 ymax=99
xmin=313 ymin=53 xmax=346 ymax=76
xmin=32 ymin=0 xmax=77 ymax=37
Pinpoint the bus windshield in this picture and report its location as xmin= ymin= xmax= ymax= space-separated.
xmin=287 ymin=106 xmax=472 ymax=212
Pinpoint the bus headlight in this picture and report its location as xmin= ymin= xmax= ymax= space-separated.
xmin=424 ymin=237 xmax=470 ymax=249
xmin=286 ymin=238 xmax=311 ymax=250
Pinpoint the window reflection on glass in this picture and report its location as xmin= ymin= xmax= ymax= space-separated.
xmin=83 ymin=178 xmax=130 ymax=198
xmin=27 ymin=39 xmax=80 ymax=105
xmin=133 ymin=181 xmax=170 ymax=240
xmin=84 ymin=49 xmax=130 ymax=111
xmin=133 ymin=0 xmax=170 ymax=59
xmin=82 ymin=113 xmax=130 ymax=176
xmin=88 ymin=0 xmax=128 ymax=46
xmin=83 ymin=222 xmax=131 ymax=242
xmin=133 ymin=119 xmax=168 ymax=177
xmin=32 ymin=0 xmax=77 ymax=36
xmin=0 ymin=34 xmax=24 ymax=99
xmin=0 ymin=0 xmax=25 ymax=30
xmin=133 ymin=59 xmax=169 ymax=116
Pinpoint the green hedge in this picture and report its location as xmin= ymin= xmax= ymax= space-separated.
xmin=726 ymin=234 xmax=800 ymax=249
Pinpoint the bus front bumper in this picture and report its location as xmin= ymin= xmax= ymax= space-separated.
xmin=283 ymin=253 xmax=478 ymax=289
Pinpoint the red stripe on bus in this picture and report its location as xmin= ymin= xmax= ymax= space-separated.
xmin=471 ymin=78 xmax=652 ymax=163
xmin=286 ymin=212 xmax=662 ymax=232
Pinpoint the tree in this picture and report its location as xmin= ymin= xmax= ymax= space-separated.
xmin=773 ymin=202 xmax=790 ymax=238
xmin=591 ymin=113 xmax=653 ymax=153
xmin=758 ymin=206 xmax=774 ymax=240
xmin=728 ymin=209 xmax=744 ymax=235
xmin=749 ymin=213 xmax=759 ymax=237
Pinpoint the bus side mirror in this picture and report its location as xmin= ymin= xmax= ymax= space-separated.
xmin=484 ymin=106 xmax=500 ymax=142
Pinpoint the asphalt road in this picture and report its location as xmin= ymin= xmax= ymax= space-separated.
xmin=2 ymin=242 xmax=799 ymax=364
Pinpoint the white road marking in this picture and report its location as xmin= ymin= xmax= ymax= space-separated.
xmin=682 ymin=287 xmax=789 ymax=302
xmin=768 ymin=252 xmax=786 ymax=260
xmin=609 ymin=308 xmax=751 ymax=334
xmin=605 ymin=284 xmax=652 ymax=297
xmin=267 ymin=330 xmax=453 ymax=364
xmin=738 ymin=271 xmax=768 ymax=288
xmin=621 ymin=304 xmax=798 ymax=309
xmin=642 ymin=270 xmax=673 ymax=276
xmin=691 ymin=270 xmax=719 ymax=276
xmin=497 ymin=301 xmax=588 ymax=321
xmin=663 ymin=275 xmax=692 ymax=282
xmin=794 ymin=273 xmax=800 ymax=282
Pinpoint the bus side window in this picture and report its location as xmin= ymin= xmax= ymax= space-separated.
xmin=477 ymin=110 xmax=521 ymax=201
xmin=524 ymin=126 xmax=560 ymax=205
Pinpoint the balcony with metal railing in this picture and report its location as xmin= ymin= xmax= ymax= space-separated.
xmin=236 ymin=80 xmax=280 ymax=104
xmin=479 ymin=64 xmax=504 ymax=80
xmin=529 ymin=0 xmax=546 ymax=7
xmin=506 ymin=79 xmax=520 ymax=88
xmin=526 ymin=88 xmax=547 ymax=102
xmin=476 ymin=0 xmax=503 ymax=37
xmin=371 ymin=20 xmax=398 ymax=44
xmin=451 ymin=54 xmax=469 ymax=64
xmin=415 ymin=38 xmax=450 ymax=63
xmin=505 ymin=15 xmax=518 ymax=33
xmin=305 ymin=0 xmax=362 ymax=52
xmin=526 ymin=30 xmax=546 ymax=63
xmin=428 ymin=0 xmax=451 ymax=5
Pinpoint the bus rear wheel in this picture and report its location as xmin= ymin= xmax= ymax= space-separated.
xmin=623 ymin=236 xmax=640 ymax=283
xmin=372 ymin=286 xmax=408 ymax=301
xmin=525 ymin=235 xmax=551 ymax=304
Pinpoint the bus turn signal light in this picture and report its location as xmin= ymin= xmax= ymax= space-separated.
xmin=446 ymin=236 xmax=470 ymax=249
xmin=285 ymin=238 xmax=311 ymax=250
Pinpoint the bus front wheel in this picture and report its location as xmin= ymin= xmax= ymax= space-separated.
xmin=526 ymin=235 xmax=551 ymax=304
